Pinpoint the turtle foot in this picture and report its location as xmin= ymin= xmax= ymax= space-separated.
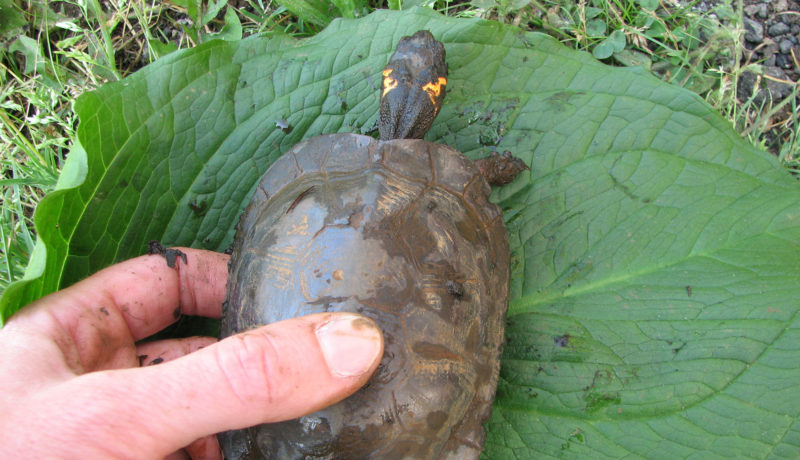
xmin=475 ymin=150 xmax=529 ymax=186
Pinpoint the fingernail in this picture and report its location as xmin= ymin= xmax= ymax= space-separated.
xmin=315 ymin=314 xmax=383 ymax=378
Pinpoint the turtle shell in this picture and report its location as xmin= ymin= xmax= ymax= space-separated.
xmin=220 ymin=132 xmax=510 ymax=459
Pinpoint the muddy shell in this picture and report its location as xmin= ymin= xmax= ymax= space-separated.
xmin=220 ymin=132 xmax=510 ymax=459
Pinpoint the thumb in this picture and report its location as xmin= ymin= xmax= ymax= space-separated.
xmin=57 ymin=312 xmax=383 ymax=459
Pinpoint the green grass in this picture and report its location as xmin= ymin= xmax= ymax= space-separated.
xmin=1 ymin=0 xmax=798 ymax=296
xmin=0 ymin=54 xmax=72 ymax=292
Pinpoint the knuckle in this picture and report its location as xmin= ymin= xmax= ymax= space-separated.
xmin=214 ymin=331 xmax=284 ymax=408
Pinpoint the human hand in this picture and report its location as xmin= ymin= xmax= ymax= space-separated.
xmin=0 ymin=248 xmax=384 ymax=459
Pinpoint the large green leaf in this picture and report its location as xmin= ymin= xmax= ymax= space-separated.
xmin=4 ymin=7 xmax=800 ymax=457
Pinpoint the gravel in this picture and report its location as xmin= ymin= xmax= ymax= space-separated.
xmin=737 ymin=0 xmax=799 ymax=151
xmin=740 ymin=0 xmax=800 ymax=85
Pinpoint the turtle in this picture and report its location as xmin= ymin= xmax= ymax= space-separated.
xmin=219 ymin=30 xmax=527 ymax=459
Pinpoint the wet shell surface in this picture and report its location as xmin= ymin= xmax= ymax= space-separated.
xmin=220 ymin=132 xmax=510 ymax=459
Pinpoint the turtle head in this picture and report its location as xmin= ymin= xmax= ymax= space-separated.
xmin=378 ymin=30 xmax=448 ymax=141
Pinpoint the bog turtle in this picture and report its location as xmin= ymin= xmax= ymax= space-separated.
xmin=220 ymin=30 xmax=527 ymax=459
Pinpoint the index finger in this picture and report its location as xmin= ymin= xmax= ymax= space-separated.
xmin=15 ymin=248 xmax=229 ymax=342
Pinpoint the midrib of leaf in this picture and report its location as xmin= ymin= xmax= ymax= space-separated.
xmin=497 ymin=344 xmax=786 ymax=420
xmin=489 ymin=388 xmax=798 ymax=455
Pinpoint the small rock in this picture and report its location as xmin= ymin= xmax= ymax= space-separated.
xmin=764 ymin=66 xmax=793 ymax=98
xmin=737 ymin=71 xmax=759 ymax=103
xmin=737 ymin=66 xmax=794 ymax=106
xmin=772 ymin=0 xmax=789 ymax=13
xmin=779 ymin=39 xmax=794 ymax=54
xmin=776 ymin=53 xmax=792 ymax=69
xmin=760 ymin=3 xmax=771 ymax=18
xmin=744 ymin=3 xmax=768 ymax=19
xmin=764 ymin=42 xmax=780 ymax=55
xmin=768 ymin=22 xmax=791 ymax=36
xmin=744 ymin=18 xmax=764 ymax=43
xmin=793 ymin=24 xmax=800 ymax=35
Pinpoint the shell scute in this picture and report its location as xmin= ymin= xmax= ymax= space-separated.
xmin=430 ymin=143 xmax=482 ymax=194
xmin=379 ymin=139 xmax=434 ymax=185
